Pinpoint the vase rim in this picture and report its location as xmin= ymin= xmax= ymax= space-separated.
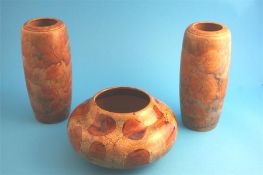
xmin=93 ymin=86 xmax=153 ymax=115
xmin=23 ymin=17 xmax=65 ymax=32
xmin=187 ymin=22 xmax=230 ymax=37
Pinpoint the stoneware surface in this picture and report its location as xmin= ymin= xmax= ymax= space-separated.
xmin=21 ymin=18 xmax=72 ymax=123
xmin=68 ymin=87 xmax=178 ymax=169
xmin=180 ymin=22 xmax=231 ymax=131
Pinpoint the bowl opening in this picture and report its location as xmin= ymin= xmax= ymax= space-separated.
xmin=29 ymin=18 xmax=58 ymax=27
xmin=95 ymin=87 xmax=150 ymax=113
xmin=194 ymin=22 xmax=223 ymax=32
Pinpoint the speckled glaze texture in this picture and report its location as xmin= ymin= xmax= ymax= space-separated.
xmin=21 ymin=18 xmax=72 ymax=123
xmin=67 ymin=87 xmax=178 ymax=169
xmin=180 ymin=22 xmax=231 ymax=131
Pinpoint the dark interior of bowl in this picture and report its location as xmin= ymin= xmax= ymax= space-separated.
xmin=95 ymin=87 xmax=150 ymax=113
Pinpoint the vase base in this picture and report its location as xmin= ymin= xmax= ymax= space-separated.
xmin=182 ymin=116 xmax=218 ymax=132
xmin=35 ymin=111 xmax=70 ymax=124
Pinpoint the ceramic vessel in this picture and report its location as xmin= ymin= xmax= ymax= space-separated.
xmin=180 ymin=22 xmax=231 ymax=131
xmin=21 ymin=18 xmax=72 ymax=123
xmin=68 ymin=87 xmax=178 ymax=169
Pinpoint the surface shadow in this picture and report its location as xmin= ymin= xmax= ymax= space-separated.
xmin=1 ymin=89 xmax=37 ymax=125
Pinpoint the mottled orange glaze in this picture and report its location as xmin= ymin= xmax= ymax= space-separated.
xmin=67 ymin=87 xmax=178 ymax=169
xmin=122 ymin=119 xmax=146 ymax=140
xmin=70 ymin=100 xmax=91 ymax=117
xmin=88 ymin=114 xmax=116 ymax=136
xmin=153 ymin=105 xmax=164 ymax=119
xmin=124 ymin=149 xmax=150 ymax=168
xmin=154 ymin=119 xmax=168 ymax=128
xmin=21 ymin=18 xmax=72 ymax=123
xmin=166 ymin=125 xmax=177 ymax=147
xmin=68 ymin=125 xmax=82 ymax=152
xmin=219 ymin=79 xmax=228 ymax=99
xmin=180 ymin=22 xmax=231 ymax=131
xmin=88 ymin=141 xmax=106 ymax=160
xmin=188 ymin=73 xmax=217 ymax=104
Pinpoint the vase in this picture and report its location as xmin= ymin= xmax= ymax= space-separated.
xmin=180 ymin=22 xmax=231 ymax=131
xmin=21 ymin=18 xmax=72 ymax=123
xmin=67 ymin=87 xmax=178 ymax=169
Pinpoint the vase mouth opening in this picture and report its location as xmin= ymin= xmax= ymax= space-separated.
xmin=29 ymin=18 xmax=58 ymax=27
xmin=188 ymin=22 xmax=229 ymax=36
xmin=194 ymin=22 xmax=223 ymax=32
xmin=95 ymin=87 xmax=151 ymax=113
xmin=23 ymin=18 xmax=64 ymax=32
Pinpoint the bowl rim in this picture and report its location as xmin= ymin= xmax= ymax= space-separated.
xmin=92 ymin=86 xmax=154 ymax=115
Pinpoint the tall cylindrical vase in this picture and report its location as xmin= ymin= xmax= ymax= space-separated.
xmin=21 ymin=18 xmax=72 ymax=123
xmin=180 ymin=22 xmax=231 ymax=131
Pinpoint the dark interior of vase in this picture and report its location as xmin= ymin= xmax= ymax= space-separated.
xmin=30 ymin=18 xmax=57 ymax=27
xmin=95 ymin=88 xmax=150 ymax=113
xmin=195 ymin=22 xmax=223 ymax=31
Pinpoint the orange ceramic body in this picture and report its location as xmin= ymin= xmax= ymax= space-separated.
xmin=180 ymin=22 xmax=231 ymax=131
xmin=21 ymin=18 xmax=72 ymax=123
xmin=68 ymin=87 xmax=178 ymax=169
